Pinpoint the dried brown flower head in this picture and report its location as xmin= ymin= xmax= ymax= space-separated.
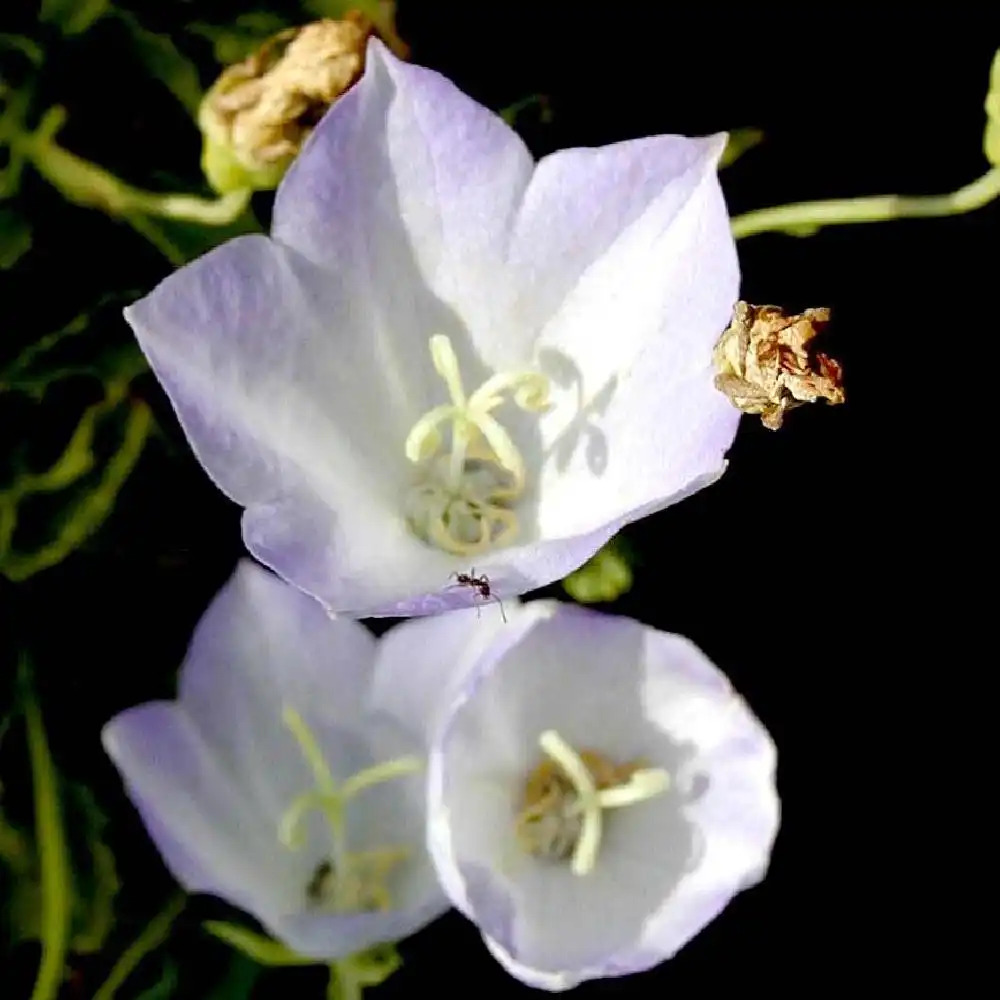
xmin=713 ymin=301 xmax=845 ymax=430
xmin=200 ymin=16 xmax=372 ymax=185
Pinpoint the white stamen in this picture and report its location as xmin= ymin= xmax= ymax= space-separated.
xmin=597 ymin=768 xmax=671 ymax=808
xmin=277 ymin=704 xmax=420 ymax=912
xmin=403 ymin=335 xmax=551 ymax=556
xmin=538 ymin=730 xmax=602 ymax=876
xmin=533 ymin=731 xmax=670 ymax=876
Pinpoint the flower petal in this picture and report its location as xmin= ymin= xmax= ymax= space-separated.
xmin=427 ymin=603 xmax=778 ymax=988
xmin=628 ymin=627 xmax=779 ymax=971
xmin=102 ymin=703 xmax=299 ymax=917
xmin=274 ymin=901 xmax=446 ymax=962
xmin=272 ymin=720 xmax=449 ymax=960
xmin=177 ymin=560 xmax=377 ymax=822
xmin=125 ymin=232 xmax=459 ymax=612
xmin=241 ymin=490 xmax=458 ymax=617
xmin=368 ymin=600 xmax=533 ymax=743
xmin=126 ymin=235 xmax=408 ymax=509
xmin=533 ymin=135 xmax=741 ymax=538
xmin=273 ymin=40 xmax=537 ymax=372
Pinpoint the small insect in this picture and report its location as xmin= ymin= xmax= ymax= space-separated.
xmin=449 ymin=568 xmax=507 ymax=622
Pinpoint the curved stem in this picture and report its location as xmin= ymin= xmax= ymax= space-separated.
xmin=13 ymin=108 xmax=251 ymax=225
xmin=731 ymin=166 xmax=1000 ymax=239
xmin=92 ymin=894 xmax=186 ymax=1000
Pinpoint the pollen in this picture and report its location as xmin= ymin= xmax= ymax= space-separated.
xmin=515 ymin=730 xmax=670 ymax=876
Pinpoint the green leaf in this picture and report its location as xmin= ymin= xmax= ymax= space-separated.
xmin=0 ymin=298 xmax=144 ymax=396
xmin=0 ymin=84 xmax=32 ymax=199
xmin=65 ymin=784 xmax=119 ymax=955
xmin=92 ymin=895 xmax=185 ymax=1000
xmin=0 ymin=300 xmax=153 ymax=580
xmin=204 ymin=921 xmax=321 ymax=967
xmin=39 ymin=0 xmax=109 ymax=35
xmin=719 ymin=127 xmax=764 ymax=169
xmin=204 ymin=954 xmax=261 ymax=1000
xmin=0 ymin=34 xmax=44 ymax=66
xmin=562 ymin=537 xmax=634 ymax=603
xmin=134 ymin=958 xmax=179 ymax=1000
xmin=0 ymin=394 xmax=154 ymax=582
xmin=0 ymin=207 xmax=31 ymax=269
xmin=112 ymin=10 xmax=203 ymax=116
xmin=187 ymin=13 xmax=290 ymax=66
xmin=6 ymin=776 xmax=121 ymax=958
xmin=500 ymin=94 xmax=553 ymax=128
xmin=22 ymin=665 xmax=72 ymax=1000
xmin=0 ymin=725 xmax=31 ymax=869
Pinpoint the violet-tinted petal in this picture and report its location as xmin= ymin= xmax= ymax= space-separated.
xmin=105 ymin=562 xmax=451 ymax=959
xmin=126 ymin=236 xmax=404 ymax=508
xmin=427 ymin=603 xmax=779 ymax=989
xmin=534 ymin=136 xmax=740 ymax=538
xmin=177 ymin=561 xmax=376 ymax=821
xmin=102 ymin=704 xmax=299 ymax=917
xmin=273 ymin=40 xmax=537 ymax=372
xmin=368 ymin=601 xmax=536 ymax=741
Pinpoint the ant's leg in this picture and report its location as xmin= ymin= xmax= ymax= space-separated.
xmin=493 ymin=595 xmax=508 ymax=623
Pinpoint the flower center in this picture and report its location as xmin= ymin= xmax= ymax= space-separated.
xmin=403 ymin=335 xmax=551 ymax=556
xmin=278 ymin=705 xmax=420 ymax=911
xmin=515 ymin=729 xmax=670 ymax=876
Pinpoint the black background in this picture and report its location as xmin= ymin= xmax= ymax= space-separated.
xmin=1 ymin=1 xmax=989 ymax=996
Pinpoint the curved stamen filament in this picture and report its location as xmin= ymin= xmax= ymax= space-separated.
xmin=597 ymin=769 xmax=670 ymax=808
xmin=538 ymin=730 xmax=602 ymax=876
xmin=340 ymin=756 xmax=422 ymax=800
xmin=278 ymin=705 xmax=422 ymax=912
xmin=535 ymin=730 xmax=670 ymax=877
xmin=407 ymin=335 xmax=550 ymax=494
xmin=404 ymin=335 xmax=551 ymax=555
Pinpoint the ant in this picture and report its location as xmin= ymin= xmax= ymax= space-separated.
xmin=449 ymin=569 xmax=507 ymax=622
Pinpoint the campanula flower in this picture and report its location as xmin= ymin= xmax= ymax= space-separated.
xmin=102 ymin=560 xmax=448 ymax=959
xmin=385 ymin=601 xmax=779 ymax=990
xmin=125 ymin=40 xmax=740 ymax=618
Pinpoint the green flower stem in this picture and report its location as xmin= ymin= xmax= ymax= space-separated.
xmin=13 ymin=108 xmax=251 ymax=225
xmin=731 ymin=165 xmax=1000 ymax=239
xmin=328 ymin=960 xmax=362 ymax=1000
xmin=23 ymin=667 xmax=72 ymax=1000
xmin=92 ymin=894 xmax=186 ymax=1000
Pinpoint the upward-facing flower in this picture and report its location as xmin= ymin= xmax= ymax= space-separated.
xmin=388 ymin=601 xmax=780 ymax=991
xmin=101 ymin=560 xmax=447 ymax=959
xmin=126 ymin=39 xmax=740 ymax=618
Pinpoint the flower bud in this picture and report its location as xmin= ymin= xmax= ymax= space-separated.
xmin=198 ymin=16 xmax=371 ymax=194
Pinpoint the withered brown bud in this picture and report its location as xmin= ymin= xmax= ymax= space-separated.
xmin=713 ymin=301 xmax=845 ymax=430
xmin=199 ymin=16 xmax=372 ymax=191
